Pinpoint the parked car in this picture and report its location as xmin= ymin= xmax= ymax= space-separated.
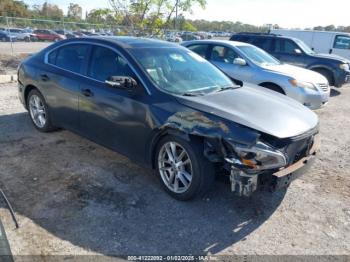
xmin=0 ymin=31 xmax=17 ymax=42
xmin=0 ymin=28 xmax=34 ymax=42
xmin=18 ymin=37 xmax=320 ymax=200
xmin=182 ymin=40 xmax=330 ymax=109
xmin=230 ymin=33 xmax=350 ymax=87
xmin=33 ymin=29 xmax=65 ymax=42
xmin=271 ymin=29 xmax=350 ymax=61
xmin=181 ymin=32 xmax=201 ymax=41
xmin=54 ymin=30 xmax=76 ymax=39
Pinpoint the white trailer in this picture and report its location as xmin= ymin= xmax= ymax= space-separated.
xmin=271 ymin=29 xmax=350 ymax=60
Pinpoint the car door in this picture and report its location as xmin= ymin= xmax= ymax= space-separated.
xmin=78 ymin=44 xmax=151 ymax=161
xmin=332 ymin=35 xmax=350 ymax=60
xmin=43 ymin=43 xmax=90 ymax=132
xmin=272 ymin=38 xmax=307 ymax=68
xmin=209 ymin=44 xmax=253 ymax=82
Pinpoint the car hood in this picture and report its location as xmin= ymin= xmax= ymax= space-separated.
xmin=311 ymin=53 xmax=350 ymax=63
xmin=176 ymin=84 xmax=318 ymax=139
xmin=262 ymin=64 xmax=328 ymax=83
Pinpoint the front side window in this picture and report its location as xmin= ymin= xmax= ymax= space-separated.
xmin=238 ymin=45 xmax=280 ymax=66
xmin=334 ymin=35 xmax=350 ymax=50
xmin=187 ymin=44 xmax=209 ymax=58
xmin=275 ymin=39 xmax=299 ymax=54
xmin=129 ymin=47 xmax=234 ymax=95
xmin=88 ymin=46 xmax=134 ymax=82
xmin=211 ymin=45 xmax=239 ymax=64
xmin=251 ymin=37 xmax=273 ymax=51
xmin=50 ymin=44 xmax=89 ymax=74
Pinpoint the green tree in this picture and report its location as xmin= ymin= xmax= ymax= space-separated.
xmin=67 ymin=3 xmax=83 ymax=20
xmin=108 ymin=0 xmax=206 ymax=32
xmin=0 ymin=0 xmax=29 ymax=17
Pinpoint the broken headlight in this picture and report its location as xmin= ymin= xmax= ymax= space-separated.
xmin=225 ymin=141 xmax=287 ymax=171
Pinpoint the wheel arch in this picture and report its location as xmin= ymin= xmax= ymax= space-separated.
xmin=307 ymin=65 xmax=336 ymax=85
xmin=24 ymin=84 xmax=39 ymax=109
xmin=258 ymin=82 xmax=286 ymax=94
xmin=148 ymin=128 xmax=193 ymax=169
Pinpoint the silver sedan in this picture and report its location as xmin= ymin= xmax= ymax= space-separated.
xmin=182 ymin=40 xmax=330 ymax=110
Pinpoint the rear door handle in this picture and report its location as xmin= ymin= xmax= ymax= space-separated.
xmin=40 ymin=74 xmax=49 ymax=81
xmin=81 ymin=88 xmax=93 ymax=97
xmin=329 ymin=49 xmax=333 ymax=54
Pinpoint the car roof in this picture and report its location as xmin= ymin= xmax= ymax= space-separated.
xmin=234 ymin=33 xmax=298 ymax=41
xmin=82 ymin=36 xmax=180 ymax=49
xmin=183 ymin=39 xmax=252 ymax=47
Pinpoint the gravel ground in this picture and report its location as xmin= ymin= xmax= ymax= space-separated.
xmin=0 ymin=42 xmax=50 ymax=55
xmin=0 ymin=83 xmax=350 ymax=259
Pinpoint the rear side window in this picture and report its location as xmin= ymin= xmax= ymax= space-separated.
xmin=274 ymin=39 xmax=298 ymax=54
xmin=334 ymin=35 xmax=350 ymax=49
xmin=49 ymin=44 xmax=89 ymax=74
xmin=88 ymin=46 xmax=134 ymax=82
xmin=187 ymin=44 xmax=209 ymax=58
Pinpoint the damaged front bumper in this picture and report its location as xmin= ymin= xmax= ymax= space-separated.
xmin=227 ymin=134 xmax=320 ymax=197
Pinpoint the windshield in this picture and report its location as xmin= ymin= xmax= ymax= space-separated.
xmin=129 ymin=48 xmax=235 ymax=95
xmin=237 ymin=45 xmax=281 ymax=66
xmin=294 ymin=39 xmax=315 ymax=54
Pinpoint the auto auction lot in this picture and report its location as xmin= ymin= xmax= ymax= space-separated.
xmin=0 ymin=82 xmax=350 ymax=257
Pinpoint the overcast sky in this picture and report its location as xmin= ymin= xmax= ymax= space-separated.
xmin=24 ymin=0 xmax=350 ymax=28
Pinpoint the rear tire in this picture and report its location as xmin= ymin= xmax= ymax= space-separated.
xmin=27 ymin=89 xmax=57 ymax=132
xmin=155 ymin=135 xmax=215 ymax=201
xmin=312 ymin=68 xmax=334 ymax=86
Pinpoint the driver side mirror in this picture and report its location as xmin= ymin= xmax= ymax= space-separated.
xmin=233 ymin=58 xmax=247 ymax=66
xmin=294 ymin=48 xmax=302 ymax=55
xmin=105 ymin=76 xmax=138 ymax=90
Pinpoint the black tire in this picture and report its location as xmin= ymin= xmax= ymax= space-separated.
xmin=312 ymin=68 xmax=334 ymax=86
xmin=27 ymin=89 xmax=57 ymax=132
xmin=155 ymin=135 xmax=215 ymax=201
xmin=260 ymin=83 xmax=285 ymax=94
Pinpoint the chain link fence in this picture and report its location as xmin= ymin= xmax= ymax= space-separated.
xmin=0 ymin=16 xmax=208 ymax=56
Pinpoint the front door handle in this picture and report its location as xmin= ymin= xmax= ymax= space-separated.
xmin=81 ymin=88 xmax=93 ymax=97
xmin=40 ymin=74 xmax=49 ymax=81
xmin=329 ymin=49 xmax=333 ymax=54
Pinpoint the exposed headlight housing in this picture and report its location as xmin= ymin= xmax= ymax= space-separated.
xmin=289 ymin=79 xmax=317 ymax=91
xmin=339 ymin=63 xmax=350 ymax=71
xmin=225 ymin=141 xmax=287 ymax=171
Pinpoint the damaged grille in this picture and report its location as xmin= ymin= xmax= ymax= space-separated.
xmin=284 ymin=136 xmax=314 ymax=164
xmin=260 ymin=126 xmax=318 ymax=165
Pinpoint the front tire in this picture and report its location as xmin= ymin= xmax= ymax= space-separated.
xmin=155 ymin=135 xmax=215 ymax=201
xmin=27 ymin=89 xmax=56 ymax=132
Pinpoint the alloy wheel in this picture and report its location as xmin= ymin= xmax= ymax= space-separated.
xmin=29 ymin=94 xmax=47 ymax=128
xmin=158 ymin=142 xmax=193 ymax=194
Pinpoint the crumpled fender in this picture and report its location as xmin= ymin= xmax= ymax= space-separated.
xmin=146 ymin=106 xmax=260 ymax=166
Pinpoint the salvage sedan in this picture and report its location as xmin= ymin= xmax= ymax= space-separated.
xmin=18 ymin=37 xmax=320 ymax=200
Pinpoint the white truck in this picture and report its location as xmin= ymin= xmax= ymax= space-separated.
xmin=271 ymin=29 xmax=350 ymax=60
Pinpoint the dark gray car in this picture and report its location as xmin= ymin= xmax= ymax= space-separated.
xmin=18 ymin=37 xmax=319 ymax=200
